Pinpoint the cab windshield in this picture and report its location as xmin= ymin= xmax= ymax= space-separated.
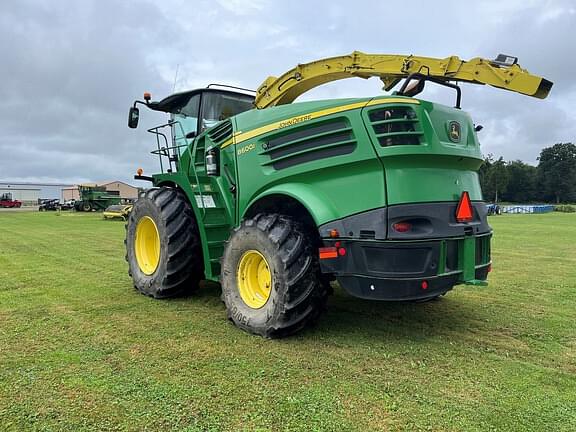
xmin=171 ymin=90 xmax=254 ymax=138
xmin=201 ymin=92 xmax=254 ymax=131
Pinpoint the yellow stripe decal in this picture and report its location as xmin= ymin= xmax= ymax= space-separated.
xmin=221 ymin=137 xmax=233 ymax=148
xmin=221 ymin=97 xmax=419 ymax=148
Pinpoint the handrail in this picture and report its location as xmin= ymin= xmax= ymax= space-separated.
xmin=147 ymin=120 xmax=206 ymax=217
xmin=190 ymin=137 xmax=206 ymax=217
xmin=147 ymin=125 xmax=170 ymax=173
xmin=147 ymin=120 xmax=192 ymax=173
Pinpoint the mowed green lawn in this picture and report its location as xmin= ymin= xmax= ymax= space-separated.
xmin=0 ymin=212 xmax=575 ymax=431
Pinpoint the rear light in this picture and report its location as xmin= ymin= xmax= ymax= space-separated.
xmin=319 ymin=245 xmax=347 ymax=259
xmin=421 ymin=280 xmax=429 ymax=290
xmin=319 ymin=247 xmax=338 ymax=259
xmin=393 ymin=222 xmax=412 ymax=233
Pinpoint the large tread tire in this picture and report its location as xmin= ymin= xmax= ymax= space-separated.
xmin=125 ymin=187 xmax=204 ymax=298
xmin=221 ymin=214 xmax=328 ymax=338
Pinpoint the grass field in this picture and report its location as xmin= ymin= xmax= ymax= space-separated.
xmin=0 ymin=212 xmax=575 ymax=431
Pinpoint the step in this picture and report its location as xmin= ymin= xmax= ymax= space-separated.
xmin=204 ymin=221 xmax=230 ymax=229
xmin=205 ymin=228 xmax=230 ymax=243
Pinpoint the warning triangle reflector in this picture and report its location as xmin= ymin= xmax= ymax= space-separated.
xmin=456 ymin=191 xmax=474 ymax=222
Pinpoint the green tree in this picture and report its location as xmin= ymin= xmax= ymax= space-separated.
xmin=480 ymin=156 xmax=509 ymax=202
xmin=502 ymin=160 xmax=538 ymax=202
xmin=478 ymin=154 xmax=493 ymax=197
xmin=537 ymin=143 xmax=576 ymax=203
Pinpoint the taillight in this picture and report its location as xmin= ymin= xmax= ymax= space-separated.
xmin=319 ymin=247 xmax=338 ymax=259
xmin=393 ymin=222 xmax=412 ymax=233
xmin=319 ymin=245 xmax=347 ymax=259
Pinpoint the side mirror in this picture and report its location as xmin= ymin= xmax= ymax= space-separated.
xmin=128 ymin=107 xmax=140 ymax=129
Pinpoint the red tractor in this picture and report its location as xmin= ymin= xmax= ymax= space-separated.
xmin=0 ymin=193 xmax=22 ymax=208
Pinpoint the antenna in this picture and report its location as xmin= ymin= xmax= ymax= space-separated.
xmin=172 ymin=64 xmax=179 ymax=93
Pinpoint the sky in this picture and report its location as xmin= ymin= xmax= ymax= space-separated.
xmin=0 ymin=0 xmax=575 ymax=185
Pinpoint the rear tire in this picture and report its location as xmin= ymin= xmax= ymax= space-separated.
xmin=221 ymin=214 xmax=328 ymax=338
xmin=125 ymin=187 xmax=204 ymax=298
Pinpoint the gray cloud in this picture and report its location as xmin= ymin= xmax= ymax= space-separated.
xmin=0 ymin=0 xmax=573 ymax=184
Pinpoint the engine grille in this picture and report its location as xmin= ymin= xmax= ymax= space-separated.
xmin=207 ymin=120 xmax=233 ymax=145
xmin=261 ymin=118 xmax=356 ymax=170
xmin=368 ymin=106 xmax=422 ymax=147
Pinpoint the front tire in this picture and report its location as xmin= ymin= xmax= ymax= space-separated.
xmin=221 ymin=214 xmax=328 ymax=338
xmin=125 ymin=187 xmax=204 ymax=298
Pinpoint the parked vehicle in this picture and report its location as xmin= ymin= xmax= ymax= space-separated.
xmin=486 ymin=204 xmax=502 ymax=216
xmin=103 ymin=204 xmax=133 ymax=220
xmin=38 ymin=199 xmax=61 ymax=211
xmin=61 ymin=199 xmax=76 ymax=210
xmin=74 ymin=185 xmax=121 ymax=211
xmin=0 ymin=193 xmax=22 ymax=208
xmin=126 ymin=52 xmax=552 ymax=337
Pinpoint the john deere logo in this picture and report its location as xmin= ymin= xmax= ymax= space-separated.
xmin=449 ymin=121 xmax=461 ymax=142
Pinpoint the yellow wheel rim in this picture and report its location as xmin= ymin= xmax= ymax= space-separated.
xmin=135 ymin=216 xmax=160 ymax=275
xmin=237 ymin=250 xmax=272 ymax=309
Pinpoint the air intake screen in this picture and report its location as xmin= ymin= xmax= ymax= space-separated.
xmin=262 ymin=119 xmax=356 ymax=170
xmin=207 ymin=120 xmax=233 ymax=145
xmin=368 ymin=107 xmax=422 ymax=147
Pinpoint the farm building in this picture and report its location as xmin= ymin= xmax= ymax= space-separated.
xmin=62 ymin=181 xmax=139 ymax=201
xmin=0 ymin=182 xmax=74 ymax=205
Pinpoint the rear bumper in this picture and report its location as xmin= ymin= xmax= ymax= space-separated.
xmin=317 ymin=202 xmax=491 ymax=301
xmin=319 ymin=237 xmax=491 ymax=301
xmin=336 ymin=265 xmax=490 ymax=301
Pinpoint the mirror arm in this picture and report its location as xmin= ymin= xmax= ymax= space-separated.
xmin=133 ymin=100 xmax=148 ymax=108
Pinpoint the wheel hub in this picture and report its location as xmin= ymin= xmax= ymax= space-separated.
xmin=135 ymin=216 xmax=160 ymax=275
xmin=237 ymin=250 xmax=272 ymax=309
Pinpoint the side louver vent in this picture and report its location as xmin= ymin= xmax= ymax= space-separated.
xmin=261 ymin=119 xmax=356 ymax=170
xmin=207 ymin=120 xmax=233 ymax=145
xmin=368 ymin=107 xmax=422 ymax=146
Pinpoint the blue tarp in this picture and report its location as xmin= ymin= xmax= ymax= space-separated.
xmin=501 ymin=205 xmax=554 ymax=214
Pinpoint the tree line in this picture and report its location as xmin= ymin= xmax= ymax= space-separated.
xmin=478 ymin=143 xmax=576 ymax=203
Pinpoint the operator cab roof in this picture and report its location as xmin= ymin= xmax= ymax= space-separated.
xmin=147 ymin=88 xmax=255 ymax=114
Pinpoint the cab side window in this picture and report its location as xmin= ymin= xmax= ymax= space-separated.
xmin=173 ymin=94 xmax=201 ymax=139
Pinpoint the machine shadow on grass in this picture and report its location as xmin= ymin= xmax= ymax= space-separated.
xmin=178 ymin=280 xmax=480 ymax=341
xmin=319 ymin=287 xmax=478 ymax=340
